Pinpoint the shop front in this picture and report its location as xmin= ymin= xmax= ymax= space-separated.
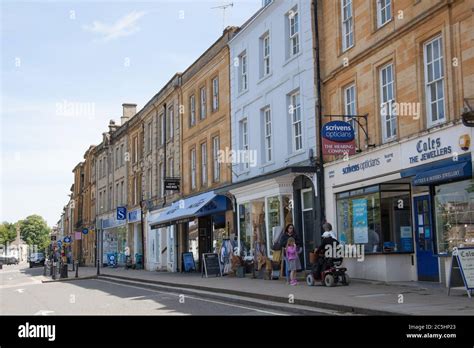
xmin=325 ymin=122 xmax=474 ymax=283
xmin=149 ymin=191 xmax=233 ymax=272
xmin=127 ymin=208 xmax=143 ymax=265
xmin=101 ymin=214 xmax=127 ymax=267
xmin=226 ymin=167 xmax=318 ymax=275
xmin=145 ymin=207 xmax=168 ymax=271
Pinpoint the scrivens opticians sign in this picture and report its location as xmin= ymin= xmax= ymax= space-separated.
xmin=322 ymin=121 xmax=356 ymax=155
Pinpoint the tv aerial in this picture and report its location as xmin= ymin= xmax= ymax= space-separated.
xmin=211 ymin=2 xmax=234 ymax=31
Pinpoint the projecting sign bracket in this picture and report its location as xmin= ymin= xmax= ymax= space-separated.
xmin=323 ymin=114 xmax=375 ymax=149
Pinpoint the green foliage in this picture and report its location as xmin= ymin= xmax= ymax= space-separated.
xmin=18 ymin=215 xmax=51 ymax=252
xmin=0 ymin=222 xmax=17 ymax=246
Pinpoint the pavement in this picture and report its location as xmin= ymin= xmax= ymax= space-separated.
xmin=39 ymin=263 xmax=474 ymax=316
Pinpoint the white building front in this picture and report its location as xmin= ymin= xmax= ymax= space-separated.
xmin=227 ymin=0 xmax=320 ymax=268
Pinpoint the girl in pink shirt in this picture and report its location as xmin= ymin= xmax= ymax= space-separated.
xmin=285 ymin=237 xmax=298 ymax=285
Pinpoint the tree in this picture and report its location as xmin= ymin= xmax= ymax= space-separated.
xmin=0 ymin=222 xmax=17 ymax=247
xmin=18 ymin=215 xmax=51 ymax=252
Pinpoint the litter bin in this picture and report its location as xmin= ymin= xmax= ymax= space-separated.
xmin=60 ymin=264 xmax=68 ymax=278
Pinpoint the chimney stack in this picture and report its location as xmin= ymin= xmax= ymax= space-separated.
xmin=122 ymin=103 xmax=137 ymax=125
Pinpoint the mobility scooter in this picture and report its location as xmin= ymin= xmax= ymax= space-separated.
xmin=306 ymin=252 xmax=350 ymax=287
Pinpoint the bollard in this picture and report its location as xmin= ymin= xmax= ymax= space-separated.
xmin=50 ymin=261 xmax=53 ymax=276
xmin=43 ymin=263 xmax=47 ymax=276
xmin=75 ymin=261 xmax=79 ymax=278
xmin=72 ymin=259 xmax=75 ymax=271
xmin=52 ymin=262 xmax=56 ymax=280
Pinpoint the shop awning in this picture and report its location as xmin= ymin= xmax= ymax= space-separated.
xmin=150 ymin=191 xmax=227 ymax=229
xmin=412 ymin=161 xmax=472 ymax=186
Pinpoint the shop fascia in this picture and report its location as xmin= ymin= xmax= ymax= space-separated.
xmin=326 ymin=123 xmax=473 ymax=188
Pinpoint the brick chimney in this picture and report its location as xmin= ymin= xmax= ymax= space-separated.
xmin=122 ymin=103 xmax=137 ymax=125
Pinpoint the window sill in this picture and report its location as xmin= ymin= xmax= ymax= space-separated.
xmin=238 ymin=89 xmax=249 ymax=98
xmin=257 ymin=72 xmax=273 ymax=85
xmin=259 ymin=161 xmax=275 ymax=169
xmin=283 ymin=51 xmax=303 ymax=67
xmin=376 ymin=18 xmax=392 ymax=30
xmin=427 ymin=119 xmax=446 ymax=130
xmin=286 ymin=150 xmax=305 ymax=160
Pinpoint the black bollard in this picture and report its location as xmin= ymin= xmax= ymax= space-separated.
xmin=52 ymin=262 xmax=56 ymax=280
xmin=75 ymin=261 xmax=79 ymax=278
xmin=43 ymin=263 xmax=47 ymax=276
xmin=72 ymin=259 xmax=75 ymax=271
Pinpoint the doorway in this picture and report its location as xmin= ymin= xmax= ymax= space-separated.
xmin=414 ymin=195 xmax=439 ymax=281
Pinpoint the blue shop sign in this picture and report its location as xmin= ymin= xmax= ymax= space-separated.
xmin=128 ymin=209 xmax=141 ymax=223
xmin=322 ymin=121 xmax=355 ymax=142
xmin=401 ymin=154 xmax=472 ymax=186
xmin=117 ymin=207 xmax=127 ymax=221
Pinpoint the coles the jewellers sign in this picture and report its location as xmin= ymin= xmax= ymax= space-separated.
xmin=322 ymin=121 xmax=356 ymax=155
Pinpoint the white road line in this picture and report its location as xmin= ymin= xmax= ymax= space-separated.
xmin=34 ymin=310 xmax=55 ymax=315
xmin=96 ymin=279 xmax=287 ymax=316
xmin=15 ymin=288 xmax=25 ymax=293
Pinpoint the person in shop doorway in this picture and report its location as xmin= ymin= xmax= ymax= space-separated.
xmin=279 ymin=224 xmax=302 ymax=283
xmin=124 ymin=246 xmax=131 ymax=269
xmin=285 ymin=237 xmax=298 ymax=285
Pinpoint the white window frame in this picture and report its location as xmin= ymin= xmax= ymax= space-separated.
xmin=344 ymin=84 xmax=358 ymax=145
xmin=147 ymin=122 xmax=152 ymax=152
xmin=191 ymin=149 xmax=196 ymax=190
xmin=290 ymin=91 xmax=303 ymax=152
xmin=212 ymin=136 xmax=220 ymax=182
xmin=380 ymin=63 xmax=397 ymax=142
xmin=424 ymin=35 xmax=445 ymax=128
xmin=190 ymin=95 xmax=196 ymax=127
xmin=160 ymin=114 xmax=165 ymax=146
xmin=201 ymin=142 xmax=207 ymax=186
xmin=376 ymin=0 xmax=392 ymax=28
xmin=263 ymin=107 xmax=272 ymax=162
xmin=241 ymin=119 xmax=249 ymax=170
xmin=263 ymin=34 xmax=271 ymax=76
xmin=289 ymin=8 xmax=300 ymax=57
xmin=200 ymin=87 xmax=206 ymax=119
xmin=212 ymin=77 xmax=219 ymax=112
xmin=168 ymin=106 xmax=174 ymax=139
xmin=240 ymin=53 xmax=248 ymax=92
xmin=341 ymin=0 xmax=354 ymax=52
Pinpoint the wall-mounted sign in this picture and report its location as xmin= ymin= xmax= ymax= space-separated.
xmin=164 ymin=178 xmax=180 ymax=191
xmin=50 ymin=235 xmax=57 ymax=241
xmin=321 ymin=121 xmax=356 ymax=156
xmin=82 ymin=228 xmax=89 ymax=235
xmin=64 ymin=236 xmax=71 ymax=243
xmin=117 ymin=207 xmax=127 ymax=221
xmin=74 ymin=232 xmax=82 ymax=240
xmin=128 ymin=209 xmax=141 ymax=223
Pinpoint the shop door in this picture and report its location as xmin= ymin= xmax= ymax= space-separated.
xmin=414 ymin=195 xmax=439 ymax=281
xmin=198 ymin=217 xmax=212 ymax=270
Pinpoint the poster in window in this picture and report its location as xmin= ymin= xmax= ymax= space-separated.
xmin=353 ymin=199 xmax=368 ymax=244
xmin=400 ymin=226 xmax=413 ymax=252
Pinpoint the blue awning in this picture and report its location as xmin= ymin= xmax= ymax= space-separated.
xmin=149 ymin=191 xmax=228 ymax=229
xmin=412 ymin=162 xmax=471 ymax=186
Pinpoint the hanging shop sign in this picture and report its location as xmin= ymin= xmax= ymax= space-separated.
xmin=117 ymin=207 xmax=127 ymax=221
xmin=82 ymin=228 xmax=89 ymax=235
xmin=448 ymin=247 xmax=474 ymax=298
xmin=201 ymin=253 xmax=222 ymax=278
xmin=64 ymin=236 xmax=71 ymax=243
xmin=74 ymin=232 xmax=82 ymax=240
xmin=321 ymin=121 xmax=356 ymax=156
xmin=164 ymin=177 xmax=180 ymax=191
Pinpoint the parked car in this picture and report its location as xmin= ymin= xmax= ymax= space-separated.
xmin=0 ymin=255 xmax=19 ymax=265
xmin=28 ymin=253 xmax=45 ymax=268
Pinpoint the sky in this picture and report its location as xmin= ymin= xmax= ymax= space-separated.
xmin=0 ymin=0 xmax=262 ymax=226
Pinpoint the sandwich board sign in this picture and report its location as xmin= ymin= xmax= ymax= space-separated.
xmin=182 ymin=252 xmax=196 ymax=272
xmin=448 ymin=247 xmax=474 ymax=298
xmin=201 ymin=253 xmax=222 ymax=278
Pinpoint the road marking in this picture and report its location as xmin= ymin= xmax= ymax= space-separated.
xmin=96 ymin=279 xmax=287 ymax=316
xmin=16 ymin=288 xmax=25 ymax=293
xmin=34 ymin=310 xmax=55 ymax=315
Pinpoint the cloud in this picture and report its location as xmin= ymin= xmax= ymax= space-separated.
xmin=83 ymin=11 xmax=146 ymax=42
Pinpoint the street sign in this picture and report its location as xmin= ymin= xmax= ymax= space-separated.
xmin=82 ymin=228 xmax=89 ymax=235
xmin=64 ymin=236 xmax=71 ymax=243
xmin=117 ymin=207 xmax=127 ymax=220
xmin=50 ymin=235 xmax=56 ymax=241
xmin=164 ymin=177 xmax=180 ymax=191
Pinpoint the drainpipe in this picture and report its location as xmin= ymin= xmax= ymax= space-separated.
xmin=313 ymin=0 xmax=326 ymax=238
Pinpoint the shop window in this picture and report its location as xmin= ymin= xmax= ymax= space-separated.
xmin=336 ymin=184 xmax=413 ymax=254
xmin=266 ymin=196 xmax=281 ymax=256
xmin=435 ymin=179 xmax=474 ymax=254
xmin=239 ymin=203 xmax=252 ymax=257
